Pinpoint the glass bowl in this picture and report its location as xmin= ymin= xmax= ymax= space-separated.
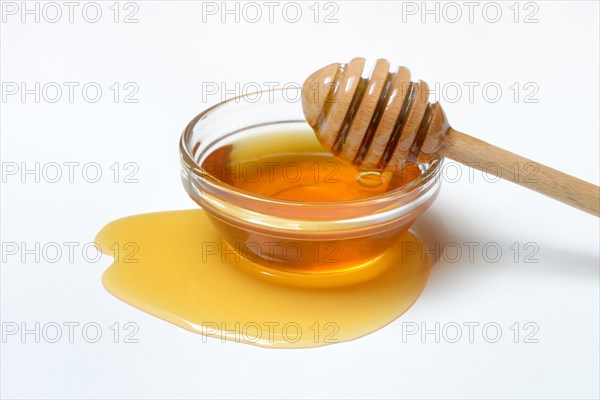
xmin=180 ymin=88 xmax=442 ymax=287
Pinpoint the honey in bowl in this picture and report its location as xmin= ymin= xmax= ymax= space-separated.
xmin=97 ymin=92 xmax=441 ymax=348
xmin=199 ymin=128 xmax=424 ymax=277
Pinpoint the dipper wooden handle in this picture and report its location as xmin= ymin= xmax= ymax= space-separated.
xmin=301 ymin=57 xmax=600 ymax=217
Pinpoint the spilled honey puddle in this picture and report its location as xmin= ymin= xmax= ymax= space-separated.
xmin=96 ymin=209 xmax=431 ymax=348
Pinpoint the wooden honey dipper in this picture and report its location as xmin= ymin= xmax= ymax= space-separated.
xmin=301 ymin=57 xmax=600 ymax=217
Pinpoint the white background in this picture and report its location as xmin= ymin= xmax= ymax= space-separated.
xmin=1 ymin=1 xmax=599 ymax=399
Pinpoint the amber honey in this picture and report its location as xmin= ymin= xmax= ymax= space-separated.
xmin=205 ymin=145 xmax=421 ymax=202
xmin=198 ymin=129 xmax=423 ymax=276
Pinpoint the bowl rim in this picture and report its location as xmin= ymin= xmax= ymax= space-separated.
xmin=180 ymin=89 xmax=443 ymax=207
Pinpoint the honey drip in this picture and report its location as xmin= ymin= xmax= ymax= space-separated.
xmin=97 ymin=210 xmax=430 ymax=348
